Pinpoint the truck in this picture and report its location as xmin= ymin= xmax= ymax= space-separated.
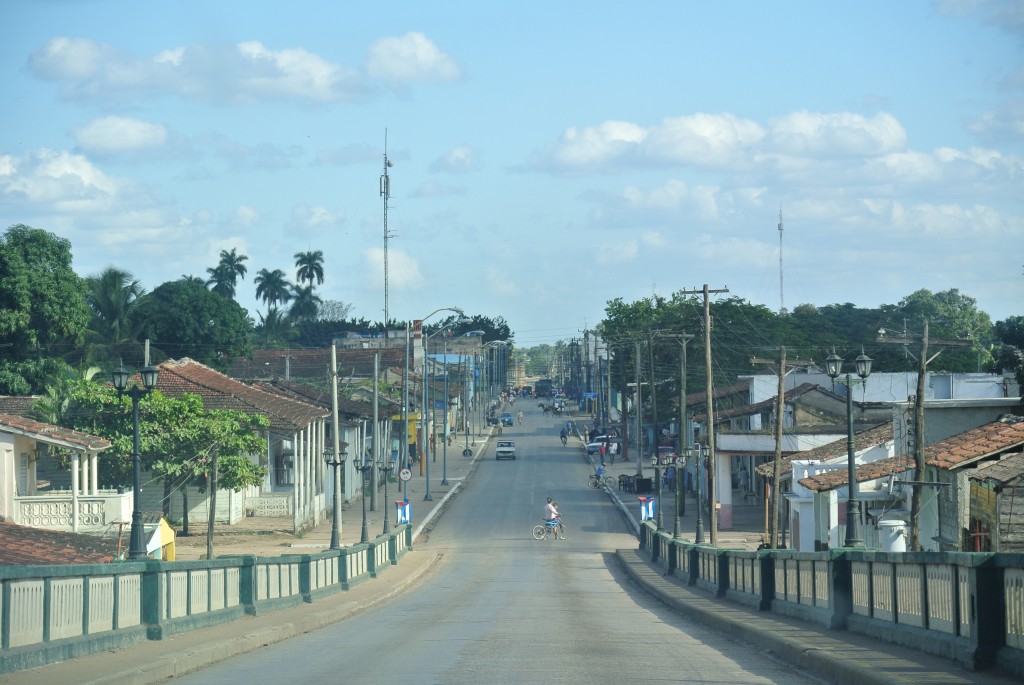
xmin=495 ymin=440 xmax=516 ymax=460
xmin=534 ymin=379 xmax=553 ymax=398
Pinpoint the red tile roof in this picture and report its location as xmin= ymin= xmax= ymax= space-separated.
xmin=755 ymin=422 xmax=892 ymax=480
xmin=0 ymin=395 xmax=38 ymax=417
xmin=797 ymin=415 xmax=1024 ymax=493
xmin=253 ymin=379 xmax=375 ymax=420
xmin=155 ymin=358 xmax=328 ymax=433
xmin=0 ymin=521 xmax=118 ymax=565
xmin=0 ymin=412 xmax=111 ymax=451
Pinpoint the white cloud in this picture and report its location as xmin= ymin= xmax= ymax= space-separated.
xmin=647 ymin=113 xmax=765 ymax=166
xmin=552 ymin=120 xmax=646 ymax=167
xmin=641 ymin=231 xmax=667 ymax=248
xmin=73 ymin=116 xmax=168 ymax=155
xmin=366 ymin=32 xmax=462 ymax=83
xmin=28 ymin=37 xmax=366 ymax=104
xmin=431 ymin=146 xmax=477 ymax=173
xmin=595 ymin=240 xmax=638 ymax=264
xmin=767 ymin=111 xmax=907 ymax=158
xmin=365 ymin=247 xmax=424 ymax=290
xmin=0 ymin=149 xmax=120 ymax=210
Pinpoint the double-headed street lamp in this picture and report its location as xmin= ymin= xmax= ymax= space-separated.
xmin=825 ymin=349 xmax=873 ymax=548
xmin=356 ymin=455 xmax=374 ymax=543
xmin=112 ymin=364 xmax=160 ymax=560
xmin=323 ymin=443 xmax=349 ymax=549
xmin=377 ymin=457 xmax=395 ymax=534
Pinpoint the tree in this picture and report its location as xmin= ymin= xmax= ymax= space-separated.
xmin=318 ymin=299 xmax=353 ymax=321
xmin=84 ymin=267 xmax=146 ymax=366
xmin=254 ymin=268 xmax=292 ymax=310
xmin=206 ymin=249 xmax=248 ymax=299
xmin=430 ymin=313 xmax=513 ymax=344
xmin=132 ymin=279 xmax=253 ymax=369
xmin=254 ymin=307 xmax=296 ymax=348
xmin=993 ymin=315 xmax=1024 ymax=408
xmin=288 ymin=284 xmax=322 ymax=323
xmin=294 ymin=250 xmax=324 ymax=287
xmin=0 ymin=225 xmax=90 ymax=393
xmin=878 ymin=289 xmax=993 ymax=372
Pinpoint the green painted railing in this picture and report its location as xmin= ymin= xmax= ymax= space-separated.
xmin=0 ymin=523 xmax=412 ymax=675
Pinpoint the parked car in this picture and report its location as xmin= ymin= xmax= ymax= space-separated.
xmin=500 ymin=412 xmax=514 ymax=426
xmin=657 ymin=446 xmax=679 ymax=463
xmin=586 ymin=436 xmax=622 ymax=455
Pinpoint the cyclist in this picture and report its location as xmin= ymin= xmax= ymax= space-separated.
xmin=544 ymin=497 xmax=559 ymax=526
xmin=517 ymin=410 xmax=523 ymax=425
xmin=595 ymin=461 xmax=607 ymax=480
xmin=559 ymin=427 xmax=568 ymax=446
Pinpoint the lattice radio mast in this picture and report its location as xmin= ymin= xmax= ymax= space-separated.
xmin=778 ymin=207 xmax=787 ymax=316
xmin=380 ymin=130 xmax=394 ymax=333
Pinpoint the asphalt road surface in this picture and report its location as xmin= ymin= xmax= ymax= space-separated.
xmin=172 ymin=404 xmax=826 ymax=685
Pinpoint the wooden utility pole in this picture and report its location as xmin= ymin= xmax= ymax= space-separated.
xmin=752 ymin=347 xmax=812 ymax=549
xmin=876 ymin=320 xmax=972 ymax=550
xmin=680 ymin=285 xmax=728 ymax=545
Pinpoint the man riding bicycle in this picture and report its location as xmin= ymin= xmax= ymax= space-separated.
xmin=559 ymin=427 xmax=568 ymax=445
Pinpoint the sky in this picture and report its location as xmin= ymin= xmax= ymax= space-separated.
xmin=1 ymin=1 xmax=1022 ymax=348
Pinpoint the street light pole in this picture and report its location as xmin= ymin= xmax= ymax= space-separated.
xmin=358 ymin=456 xmax=372 ymax=543
xmin=442 ymin=341 xmax=449 ymax=486
xmin=323 ymin=444 xmax=348 ymax=549
xmin=825 ymin=349 xmax=872 ymax=548
xmin=378 ymin=457 xmax=394 ymax=534
xmin=112 ymin=365 xmax=160 ymax=560
xmin=693 ymin=445 xmax=706 ymax=544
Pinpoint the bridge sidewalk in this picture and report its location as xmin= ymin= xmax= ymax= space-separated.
xmin=615 ymin=547 xmax=1019 ymax=685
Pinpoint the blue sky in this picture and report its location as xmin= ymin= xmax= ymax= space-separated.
xmin=1 ymin=0 xmax=1022 ymax=347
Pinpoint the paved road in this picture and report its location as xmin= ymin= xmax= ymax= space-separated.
xmin=169 ymin=403 xmax=826 ymax=684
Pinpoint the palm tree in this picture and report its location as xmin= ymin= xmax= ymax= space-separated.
xmin=84 ymin=267 xmax=146 ymax=365
xmin=254 ymin=307 xmax=295 ymax=347
xmin=254 ymin=268 xmax=292 ymax=310
xmin=206 ymin=264 xmax=235 ymax=298
xmin=294 ymin=250 xmax=324 ymax=287
xmin=207 ymin=249 xmax=248 ymax=299
xmin=289 ymin=284 xmax=323 ymax=322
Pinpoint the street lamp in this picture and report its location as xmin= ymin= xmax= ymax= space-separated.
xmin=323 ymin=443 xmax=349 ymax=549
xmin=825 ymin=348 xmax=873 ymax=548
xmin=112 ymin=364 xmax=160 ymax=560
xmin=688 ymin=444 xmax=707 ymax=544
xmin=404 ymin=307 xmax=463 ymax=500
xmin=377 ymin=457 xmax=394 ymax=534
xmin=356 ymin=455 xmax=373 ymax=543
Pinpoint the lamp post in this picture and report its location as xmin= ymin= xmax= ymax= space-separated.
xmin=112 ymin=364 xmax=160 ymax=560
xmin=323 ymin=443 xmax=349 ymax=549
xmin=377 ymin=457 xmax=394 ymax=534
xmin=356 ymin=455 xmax=373 ymax=543
xmin=691 ymin=444 xmax=706 ymax=544
xmin=653 ymin=454 xmax=665 ymax=531
xmin=825 ymin=349 xmax=873 ymax=548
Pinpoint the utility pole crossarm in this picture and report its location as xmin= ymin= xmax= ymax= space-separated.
xmin=750 ymin=356 xmax=814 ymax=371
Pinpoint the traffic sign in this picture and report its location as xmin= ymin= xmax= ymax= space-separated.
xmin=399 ymin=467 xmax=412 ymax=482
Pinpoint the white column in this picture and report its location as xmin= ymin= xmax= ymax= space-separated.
xmin=71 ymin=450 xmax=80 ymax=532
xmin=90 ymin=451 xmax=99 ymax=495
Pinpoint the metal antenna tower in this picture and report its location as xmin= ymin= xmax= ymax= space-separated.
xmin=778 ymin=207 xmax=786 ymax=316
xmin=380 ymin=130 xmax=394 ymax=333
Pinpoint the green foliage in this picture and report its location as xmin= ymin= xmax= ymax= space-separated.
xmin=84 ymin=267 xmax=146 ymax=367
xmin=132 ymin=279 xmax=253 ymax=369
xmin=430 ymin=313 xmax=513 ymax=343
xmin=0 ymin=225 xmax=90 ymax=392
xmin=61 ymin=383 xmax=267 ymax=493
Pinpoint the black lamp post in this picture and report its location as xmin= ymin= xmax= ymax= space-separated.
xmin=692 ymin=445 xmax=706 ymax=544
xmin=357 ymin=456 xmax=373 ymax=543
xmin=652 ymin=454 xmax=665 ymax=531
xmin=825 ymin=349 xmax=872 ymax=548
xmin=323 ymin=443 xmax=349 ymax=549
xmin=377 ymin=457 xmax=394 ymax=534
xmin=673 ymin=454 xmax=685 ymax=538
xmin=112 ymin=364 xmax=160 ymax=560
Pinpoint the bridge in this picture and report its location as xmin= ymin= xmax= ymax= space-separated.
xmin=2 ymin=402 xmax=1022 ymax=683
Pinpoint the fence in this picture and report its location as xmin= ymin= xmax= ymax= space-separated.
xmin=0 ymin=524 xmax=413 ymax=675
xmin=639 ymin=520 xmax=1024 ymax=677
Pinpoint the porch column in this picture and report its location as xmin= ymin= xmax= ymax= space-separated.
xmin=71 ymin=450 xmax=80 ymax=533
xmin=90 ymin=450 xmax=99 ymax=495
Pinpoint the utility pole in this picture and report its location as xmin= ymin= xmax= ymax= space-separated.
xmin=877 ymin=320 xmax=972 ymax=550
xmin=752 ymin=346 xmax=812 ymax=549
xmin=635 ymin=339 xmax=644 ymax=477
xmin=679 ymin=284 xmax=728 ymax=545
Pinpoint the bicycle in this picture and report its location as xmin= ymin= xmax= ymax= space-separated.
xmin=532 ymin=518 xmax=567 ymax=540
xmin=587 ymin=473 xmax=616 ymax=489
xmin=560 ymin=434 xmax=567 ymax=446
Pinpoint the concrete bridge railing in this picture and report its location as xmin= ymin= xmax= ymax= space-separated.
xmin=0 ymin=524 xmax=413 ymax=675
xmin=639 ymin=520 xmax=1024 ymax=678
